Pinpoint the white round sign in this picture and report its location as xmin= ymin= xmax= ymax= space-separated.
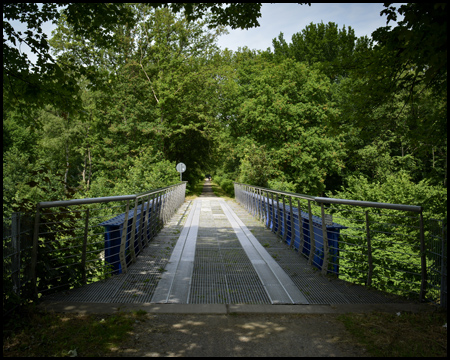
xmin=176 ymin=163 xmax=186 ymax=173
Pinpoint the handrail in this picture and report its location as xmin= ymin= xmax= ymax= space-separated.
xmin=314 ymin=197 xmax=423 ymax=213
xmin=233 ymin=182 xmax=422 ymax=213
xmin=38 ymin=195 xmax=136 ymax=209
xmin=233 ymin=182 xmax=315 ymax=201
xmin=37 ymin=182 xmax=187 ymax=209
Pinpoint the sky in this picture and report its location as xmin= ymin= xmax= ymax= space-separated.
xmin=216 ymin=3 xmax=400 ymax=52
xmin=5 ymin=3 xmax=402 ymax=65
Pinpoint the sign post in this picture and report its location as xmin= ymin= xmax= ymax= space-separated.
xmin=176 ymin=162 xmax=186 ymax=181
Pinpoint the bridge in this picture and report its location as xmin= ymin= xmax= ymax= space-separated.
xmin=3 ymin=181 xmax=447 ymax=312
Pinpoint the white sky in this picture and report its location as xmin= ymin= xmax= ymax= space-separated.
xmin=5 ymin=3 xmax=402 ymax=65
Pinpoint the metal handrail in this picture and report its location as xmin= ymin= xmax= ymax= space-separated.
xmin=315 ymin=197 xmax=422 ymax=213
xmin=37 ymin=182 xmax=188 ymax=209
xmin=233 ymin=182 xmax=316 ymax=201
xmin=38 ymin=195 xmax=136 ymax=209
xmin=233 ymin=182 xmax=422 ymax=213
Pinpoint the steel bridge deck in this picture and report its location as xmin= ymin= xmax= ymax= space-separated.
xmin=44 ymin=189 xmax=403 ymax=305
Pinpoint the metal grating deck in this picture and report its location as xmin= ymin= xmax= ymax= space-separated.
xmin=189 ymin=200 xmax=271 ymax=304
xmin=44 ymin=193 xmax=405 ymax=305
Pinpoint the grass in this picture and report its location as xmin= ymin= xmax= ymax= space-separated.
xmin=3 ymin=305 xmax=146 ymax=357
xmin=337 ymin=310 xmax=447 ymax=357
xmin=185 ymin=180 xmax=204 ymax=200
xmin=184 ymin=179 xmax=234 ymax=200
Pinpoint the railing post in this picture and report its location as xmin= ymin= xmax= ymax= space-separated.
xmin=81 ymin=209 xmax=89 ymax=285
xmin=298 ymin=199 xmax=305 ymax=253
xmin=169 ymin=187 xmax=175 ymax=218
xmin=320 ymin=203 xmax=329 ymax=275
xmin=253 ymin=187 xmax=257 ymax=217
xmin=137 ymin=196 xmax=144 ymax=250
xmin=270 ymin=192 xmax=275 ymax=232
xmin=157 ymin=191 xmax=163 ymax=231
xmin=161 ymin=189 xmax=167 ymax=225
xmin=256 ymin=188 xmax=260 ymax=221
xmin=249 ymin=186 xmax=253 ymax=215
xmin=151 ymin=194 xmax=157 ymax=239
xmin=143 ymin=195 xmax=151 ymax=246
xmin=441 ymin=221 xmax=447 ymax=307
xmin=419 ymin=210 xmax=427 ymax=302
xmin=282 ymin=195 xmax=287 ymax=243
xmin=11 ymin=212 xmax=20 ymax=295
xmin=365 ymin=210 xmax=373 ymax=286
xmin=245 ymin=185 xmax=249 ymax=211
xmin=246 ymin=185 xmax=249 ymax=211
xmin=263 ymin=190 xmax=268 ymax=226
xmin=275 ymin=193 xmax=281 ymax=237
xmin=119 ymin=200 xmax=130 ymax=274
xmin=288 ymin=197 xmax=295 ymax=248
xmin=259 ymin=189 xmax=266 ymax=221
xmin=161 ymin=190 xmax=165 ymax=225
xmin=255 ymin=188 xmax=258 ymax=219
xmin=264 ymin=190 xmax=269 ymax=228
xmin=31 ymin=205 xmax=41 ymax=296
xmin=166 ymin=188 xmax=172 ymax=221
xmin=129 ymin=198 xmax=139 ymax=263
xmin=307 ymin=200 xmax=315 ymax=265
xmin=136 ymin=197 xmax=145 ymax=250
xmin=255 ymin=187 xmax=258 ymax=221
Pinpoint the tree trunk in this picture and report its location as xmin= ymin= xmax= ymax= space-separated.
xmin=87 ymin=147 xmax=92 ymax=191
xmin=64 ymin=143 xmax=69 ymax=192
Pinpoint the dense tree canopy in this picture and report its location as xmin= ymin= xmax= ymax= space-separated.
xmin=3 ymin=3 xmax=447 ymax=222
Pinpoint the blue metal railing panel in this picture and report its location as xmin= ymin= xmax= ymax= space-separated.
xmin=242 ymin=190 xmax=346 ymax=274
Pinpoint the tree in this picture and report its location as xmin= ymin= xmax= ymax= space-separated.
xmin=48 ymin=5 xmax=229 ymax=188
xmin=271 ymin=22 xmax=371 ymax=80
xmin=330 ymin=48 xmax=447 ymax=188
xmin=3 ymin=3 xmax=136 ymax=113
xmin=4 ymin=3 xmax=312 ymax=115
xmin=372 ymin=3 xmax=447 ymax=95
xmin=218 ymin=49 xmax=345 ymax=195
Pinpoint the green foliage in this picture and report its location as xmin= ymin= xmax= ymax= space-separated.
xmin=217 ymin=50 xmax=346 ymax=195
xmin=3 ymin=150 xmax=69 ymax=218
xmin=165 ymin=3 xmax=267 ymax=30
xmin=237 ymin=143 xmax=272 ymax=188
xmin=331 ymin=172 xmax=446 ymax=220
xmin=111 ymin=150 xmax=179 ymax=196
xmin=3 ymin=3 xmax=136 ymax=113
xmin=372 ymin=3 xmax=447 ymax=95
xmin=214 ymin=176 xmax=235 ymax=197
xmin=272 ymin=21 xmax=371 ymax=80
xmin=328 ymin=172 xmax=446 ymax=296
xmin=267 ymin=179 xmax=297 ymax=193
